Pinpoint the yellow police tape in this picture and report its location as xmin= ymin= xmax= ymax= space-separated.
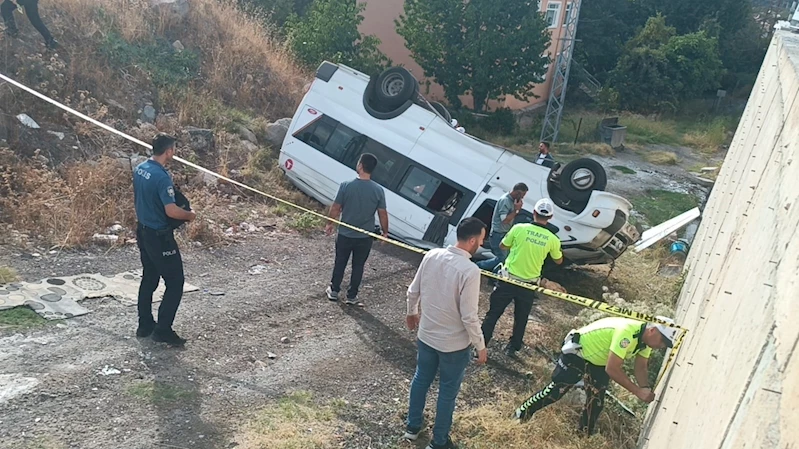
xmin=655 ymin=325 xmax=686 ymax=388
xmin=0 ymin=70 xmax=687 ymax=388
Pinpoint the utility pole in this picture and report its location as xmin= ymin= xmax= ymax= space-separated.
xmin=539 ymin=0 xmax=583 ymax=144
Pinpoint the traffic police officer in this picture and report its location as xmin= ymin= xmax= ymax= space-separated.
xmin=514 ymin=316 xmax=678 ymax=435
xmin=481 ymin=198 xmax=563 ymax=357
xmin=133 ymin=133 xmax=196 ymax=346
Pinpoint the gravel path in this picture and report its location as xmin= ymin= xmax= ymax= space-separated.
xmin=0 ymin=229 xmax=552 ymax=449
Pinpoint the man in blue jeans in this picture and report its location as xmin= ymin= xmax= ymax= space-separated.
xmin=403 ymin=217 xmax=488 ymax=449
xmin=476 ymin=183 xmax=528 ymax=272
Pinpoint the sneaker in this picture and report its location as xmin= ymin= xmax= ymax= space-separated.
xmin=136 ymin=322 xmax=155 ymax=338
xmin=504 ymin=344 xmax=519 ymax=358
xmin=402 ymin=426 xmax=421 ymax=441
xmin=426 ymin=437 xmax=456 ymax=449
xmin=151 ymin=329 xmax=187 ymax=346
xmin=45 ymin=38 xmax=59 ymax=49
xmin=345 ymin=298 xmax=364 ymax=307
xmin=325 ymin=286 xmax=339 ymax=301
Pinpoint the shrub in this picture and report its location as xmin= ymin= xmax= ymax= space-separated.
xmin=480 ymin=108 xmax=518 ymax=135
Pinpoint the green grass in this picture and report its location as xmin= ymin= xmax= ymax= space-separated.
xmin=126 ymin=381 xmax=197 ymax=406
xmin=0 ymin=307 xmax=47 ymax=329
xmin=100 ymin=30 xmax=201 ymax=87
xmin=611 ymin=165 xmax=636 ymax=175
xmin=0 ymin=267 xmax=50 ymax=328
xmin=454 ymin=108 xmax=738 ymax=159
xmin=535 ymin=110 xmax=739 ymax=152
xmin=289 ymin=212 xmax=324 ymax=233
xmin=272 ymin=203 xmax=293 ymax=217
xmin=681 ymin=116 xmax=738 ymax=153
xmin=631 ymin=189 xmax=699 ymax=226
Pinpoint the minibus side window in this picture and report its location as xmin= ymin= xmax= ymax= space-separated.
xmin=362 ymin=139 xmax=401 ymax=187
xmin=297 ymin=116 xmax=336 ymax=151
xmin=399 ymin=167 xmax=464 ymax=217
xmin=341 ymin=137 xmax=402 ymax=188
xmin=324 ymin=124 xmax=363 ymax=161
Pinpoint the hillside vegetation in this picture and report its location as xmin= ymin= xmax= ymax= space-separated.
xmin=0 ymin=0 xmax=313 ymax=248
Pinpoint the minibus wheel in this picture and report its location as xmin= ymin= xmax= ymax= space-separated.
xmin=559 ymin=158 xmax=608 ymax=202
xmin=375 ymin=67 xmax=418 ymax=109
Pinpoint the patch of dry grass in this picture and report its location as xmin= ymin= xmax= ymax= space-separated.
xmin=0 ymin=266 xmax=18 ymax=284
xmin=0 ymin=151 xmax=135 ymax=248
xmin=610 ymin=247 xmax=683 ymax=310
xmin=558 ymin=142 xmax=615 ymax=158
xmin=452 ymin=392 xmax=640 ymax=449
xmin=236 ymin=391 xmax=352 ymax=449
xmin=48 ymin=0 xmax=306 ymax=122
xmin=184 ymin=0 xmax=307 ymax=118
xmin=644 ymin=151 xmax=678 ymax=165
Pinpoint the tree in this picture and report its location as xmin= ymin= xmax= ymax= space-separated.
xmin=640 ymin=0 xmax=766 ymax=88
xmin=609 ymin=15 xmax=724 ymax=112
xmin=576 ymin=0 xmax=767 ymax=92
xmin=574 ymin=0 xmax=649 ymax=82
xmin=285 ymin=0 xmax=389 ymax=75
xmin=396 ymin=0 xmax=551 ymax=112
xmin=240 ymin=0 xmax=316 ymax=26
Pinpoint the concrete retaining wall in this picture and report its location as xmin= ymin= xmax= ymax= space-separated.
xmin=638 ymin=31 xmax=799 ymax=449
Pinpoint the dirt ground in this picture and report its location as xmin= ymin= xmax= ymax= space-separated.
xmin=0 ymin=227 xmax=589 ymax=449
xmin=593 ymin=145 xmax=717 ymax=204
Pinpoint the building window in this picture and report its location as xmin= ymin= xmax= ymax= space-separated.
xmin=564 ymin=2 xmax=573 ymax=25
xmin=545 ymin=2 xmax=561 ymax=28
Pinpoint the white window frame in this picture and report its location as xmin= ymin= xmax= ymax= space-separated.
xmin=564 ymin=2 xmax=573 ymax=25
xmin=545 ymin=2 xmax=561 ymax=29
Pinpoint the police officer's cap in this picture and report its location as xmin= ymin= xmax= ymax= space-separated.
xmin=152 ymin=133 xmax=177 ymax=155
xmin=534 ymin=198 xmax=555 ymax=217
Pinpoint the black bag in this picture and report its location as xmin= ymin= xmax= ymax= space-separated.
xmin=167 ymin=187 xmax=192 ymax=230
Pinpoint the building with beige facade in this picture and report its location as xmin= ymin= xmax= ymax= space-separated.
xmin=359 ymin=0 xmax=574 ymax=111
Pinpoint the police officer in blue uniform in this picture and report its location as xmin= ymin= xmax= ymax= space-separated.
xmin=133 ymin=134 xmax=196 ymax=346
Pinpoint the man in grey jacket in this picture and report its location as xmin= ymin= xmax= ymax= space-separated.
xmin=403 ymin=217 xmax=488 ymax=449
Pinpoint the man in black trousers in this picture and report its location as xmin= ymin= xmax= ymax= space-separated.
xmin=324 ymin=153 xmax=389 ymax=307
xmin=2 ymin=0 xmax=58 ymax=48
xmin=133 ymin=134 xmax=196 ymax=346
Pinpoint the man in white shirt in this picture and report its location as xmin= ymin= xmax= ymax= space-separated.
xmin=403 ymin=217 xmax=488 ymax=449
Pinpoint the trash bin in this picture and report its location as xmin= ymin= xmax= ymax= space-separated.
xmin=607 ymin=125 xmax=627 ymax=148
xmin=598 ymin=117 xmax=627 ymax=149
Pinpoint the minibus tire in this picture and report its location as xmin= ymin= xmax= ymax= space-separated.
xmin=375 ymin=67 xmax=418 ymax=109
xmin=560 ymin=158 xmax=607 ymax=202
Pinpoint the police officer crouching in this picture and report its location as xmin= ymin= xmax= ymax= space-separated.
xmin=133 ymin=133 xmax=196 ymax=346
xmin=514 ymin=317 xmax=679 ymax=435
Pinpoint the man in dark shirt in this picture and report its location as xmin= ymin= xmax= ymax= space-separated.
xmin=1 ymin=0 xmax=58 ymax=48
xmin=133 ymin=134 xmax=196 ymax=346
xmin=535 ymin=141 xmax=555 ymax=168
xmin=324 ymin=153 xmax=389 ymax=307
